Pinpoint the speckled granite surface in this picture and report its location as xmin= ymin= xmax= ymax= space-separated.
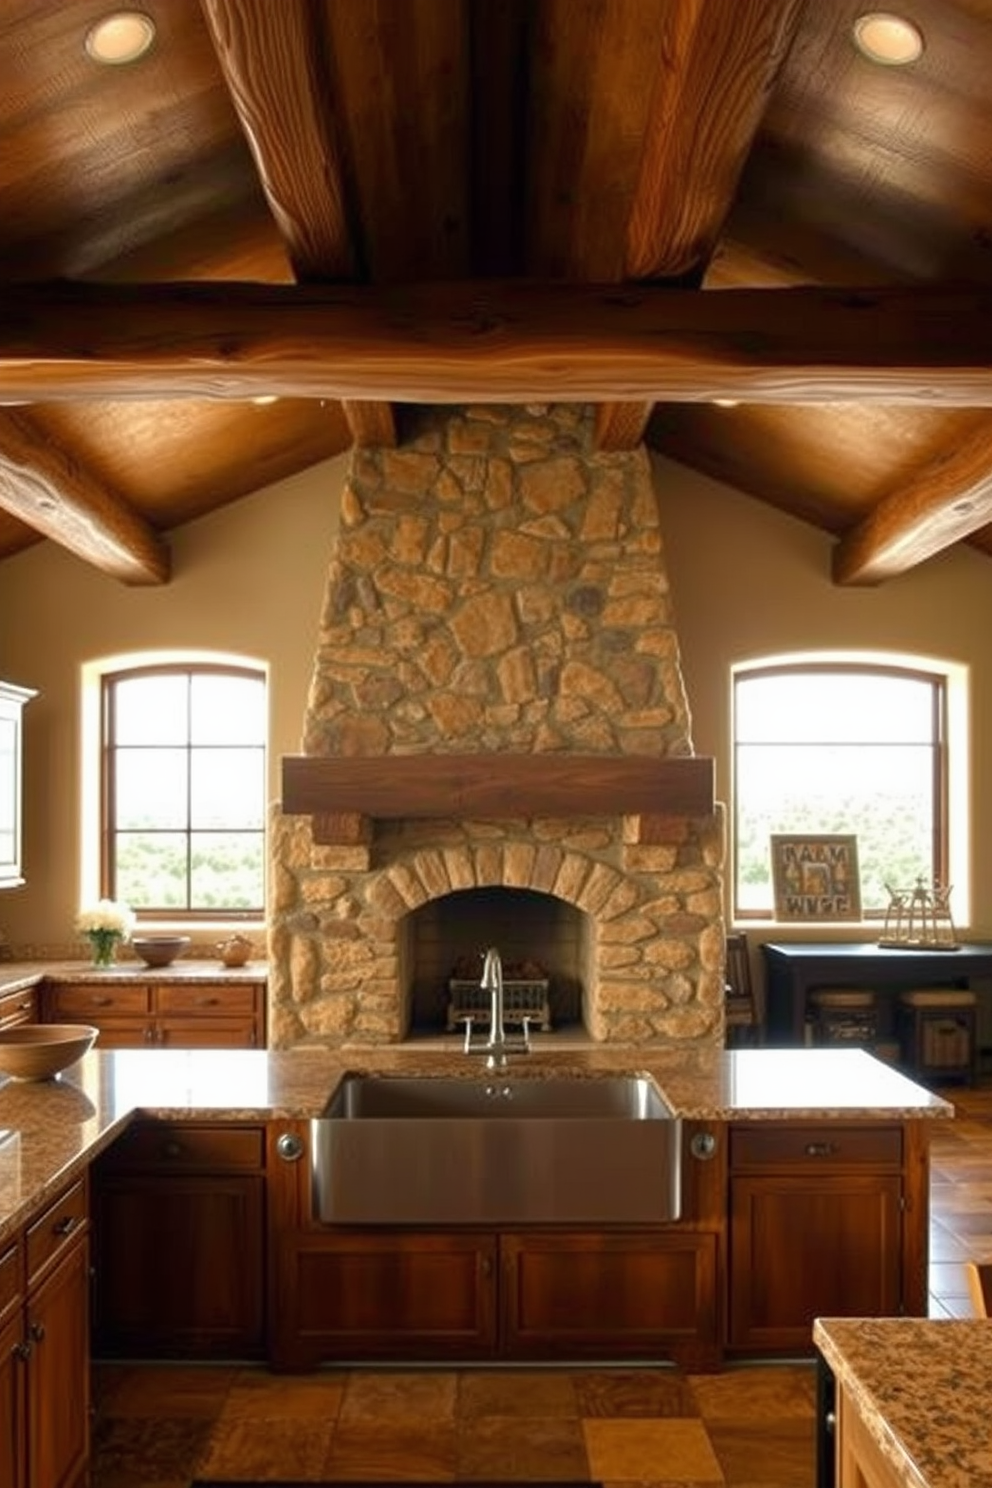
xmin=0 ymin=958 xmax=266 ymax=986
xmin=0 ymin=1040 xmax=952 ymax=1250
xmin=815 ymin=1317 xmax=992 ymax=1488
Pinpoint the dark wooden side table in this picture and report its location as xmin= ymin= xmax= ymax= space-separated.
xmin=760 ymin=940 xmax=992 ymax=1049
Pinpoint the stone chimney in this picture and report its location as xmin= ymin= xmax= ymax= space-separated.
xmin=270 ymin=404 xmax=725 ymax=1047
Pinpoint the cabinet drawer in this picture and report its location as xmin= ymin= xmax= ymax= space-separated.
xmin=47 ymin=982 xmax=151 ymax=1017
xmin=730 ymin=1124 xmax=903 ymax=1169
xmin=0 ymin=984 xmax=38 ymax=1026
xmin=102 ymin=1121 xmax=265 ymax=1172
xmin=26 ymin=1179 xmax=87 ymax=1287
xmin=156 ymin=983 xmax=259 ymax=1016
xmin=0 ymin=1239 xmax=22 ymax=1325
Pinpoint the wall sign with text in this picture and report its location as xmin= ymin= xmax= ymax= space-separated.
xmin=770 ymin=834 xmax=862 ymax=921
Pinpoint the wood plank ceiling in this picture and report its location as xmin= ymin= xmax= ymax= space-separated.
xmin=1 ymin=0 xmax=992 ymax=585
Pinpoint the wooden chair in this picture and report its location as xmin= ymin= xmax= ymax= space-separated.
xmin=965 ymin=1260 xmax=992 ymax=1317
xmin=725 ymin=931 xmax=760 ymax=1046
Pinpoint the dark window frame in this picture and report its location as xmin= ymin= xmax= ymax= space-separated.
xmin=101 ymin=661 xmax=266 ymax=922
xmin=732 ymin=660 xmax=948 ymax=922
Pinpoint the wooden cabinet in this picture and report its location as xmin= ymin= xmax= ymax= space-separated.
xmin=91 ymin=1120 xmax=266 ymax=1359
xmin=271 ymin=1229 xmax=499 ymax=1367
xmin=501 ymin=1229 xmax=720 ymax=1367
xmin=267 ymin=1117 xmax=726 ymax=1371
xmin=0 ymin=682 xmax=35 ymax=890
xmin=1 ymin=1179 xmax=90 ymax=1488
xmin=43 ymin=976 xmax=266 ymax=1048
xmin=0 ymin=984 xmax=37 ymax=1030
xmin=727 ymin=1121 xmax=927 ymax=1355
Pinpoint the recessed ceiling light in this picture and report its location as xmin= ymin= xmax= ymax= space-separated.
xmin=84 ymin=10 xmax=156 ymax=66
xmin=852 ymin=12 xmax=924 ymax=66
xmin=713 ymin=398 xmax=740 ymax=408
xmin=251 ymin=395 xmax=279 ymax=406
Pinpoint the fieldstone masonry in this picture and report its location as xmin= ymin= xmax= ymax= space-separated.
xmin=270 ymin=404 xmax=725 ymax=1048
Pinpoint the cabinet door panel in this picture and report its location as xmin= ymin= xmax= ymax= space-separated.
xmin=501 ymin=1230 xmax=719 ymax=1360
xmin=0 ymin=1308 xmax=25 ymax=1488
xmin=93 ymin=1173 xmax=265 ymax=1358
xmin=155 ymin=1017 xmax=259 ymax=1048
xmin=271 ymin=1232 xmax=498 ymax=1367
xmin=26 ymin=1237 xmax=89 ymax=1488
xmin=730 ymin=1175 xmax=903 ymax=1352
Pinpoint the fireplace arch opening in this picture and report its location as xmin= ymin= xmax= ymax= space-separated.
xmin=405 ymin=886 xmax=590 ymax=1038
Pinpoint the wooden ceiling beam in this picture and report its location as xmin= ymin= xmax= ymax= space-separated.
xmin=4 ymin=281 xmax=992 ymax=406
xmin=833 ymin=418 xmax=992 ymax=584
xmin=592 ymin=0 xmax=804 ymax=451
xmin=202 ymin=0 xmax=406 ymax=450
xmin=0 ymin=410 xmax=170 ymax=584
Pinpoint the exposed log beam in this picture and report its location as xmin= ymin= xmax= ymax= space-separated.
xmin=0 ymin=410 xmax=170 ymax=584
xmin=3 ymin=281 xmax=992 ymax=405
xmin=594 ymin=0 xmax=803 ymax=450
xmin=833 ymin=418 xmax=992 ymax=584
xmin=343 ymin=401 xmax=398 ymax=448
xmin=202 ymin=0 xmax=404 ymax=449
xmin=200 ymin=0 xmax=357 ymax=281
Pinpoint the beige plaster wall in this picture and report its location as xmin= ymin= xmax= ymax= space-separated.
xmin=0 ymin=455 xmax=346 ymax=946
xmin=1 ymin=440 xmax=991 ymax=946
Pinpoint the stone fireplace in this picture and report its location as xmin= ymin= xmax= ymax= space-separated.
xmin=270 ymin=404 xmax=725 ymax=1048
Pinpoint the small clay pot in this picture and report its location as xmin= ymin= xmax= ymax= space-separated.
xmin=217 ymin=934 xmax=253 ymax=968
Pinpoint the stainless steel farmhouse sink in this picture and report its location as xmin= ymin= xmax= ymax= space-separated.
xmin=311 ymin=1074 xmax=682 ymax=1225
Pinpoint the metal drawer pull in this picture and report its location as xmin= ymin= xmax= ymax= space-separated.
xmin=804 ymin=1141 xmax=837 ymax=1157
xmin=28 ymin=1322 xmax=45 ymax=1343
xmin=52 ymin=1214 xmax=80 ymax=1236
xmin=196 ymin=996 xmax=221 ymax=1006
xmin=92 ymin=997 xmax=114 ymax=1007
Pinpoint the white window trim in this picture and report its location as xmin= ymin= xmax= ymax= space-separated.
xmin=80 ymin=648 xmax=269 ymax=930
xmin=730 ymin=648 xmax=970 ymax=929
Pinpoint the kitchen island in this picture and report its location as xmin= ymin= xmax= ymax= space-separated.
xmin=0 ymin=1043 xmax=953 ymax=1488
xmin=815 ymin=1316 xmax=992 ymax=1488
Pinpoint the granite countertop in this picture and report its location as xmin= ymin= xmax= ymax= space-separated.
xmin=815 ymin=1317 xmax=992 ymax=1488
xmin=0 ymin=1043 xmax=953 ymax=1252
xmin=0 ymin=958 xmax=267 ymax=987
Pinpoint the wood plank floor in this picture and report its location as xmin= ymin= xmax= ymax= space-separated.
xmin=90 ymin=1082 xmax=992 ymax=1488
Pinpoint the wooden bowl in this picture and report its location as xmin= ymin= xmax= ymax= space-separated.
xmin=0 ymin=1024 xmax=98 ymax=1081
xmin=131 ymin=935 xmax=191 ymax=968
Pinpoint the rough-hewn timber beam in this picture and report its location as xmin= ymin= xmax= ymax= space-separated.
xmin=591 ymin=0 xmax=803 ymax=448
xmin=3 ymin=282 xmax=992 ymax=405
xmin=833 ymin=418 xmax=992 ymax=584
xmin=0 ymin=409 xmax=170 ymax=584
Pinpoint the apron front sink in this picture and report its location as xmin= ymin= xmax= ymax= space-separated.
xmin=312 ymin=1073 xmax=682 ymax=1225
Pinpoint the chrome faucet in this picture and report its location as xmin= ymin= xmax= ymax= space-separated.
xmin=464 ymin=946 xmax=530 ymax=1070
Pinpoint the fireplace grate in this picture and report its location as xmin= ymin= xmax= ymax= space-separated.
xmin=447 ymin=979 xmax=551 ymax=1032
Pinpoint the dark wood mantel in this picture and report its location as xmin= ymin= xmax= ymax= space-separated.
xmin=282 ymin=753 xmax=715 ymax=845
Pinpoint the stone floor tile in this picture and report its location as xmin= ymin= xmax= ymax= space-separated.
xmin=323 ymin=1418 xmax=457 ymax=1480
xmin=583 ymin=1418 xmax=723 ymax=1483
xmin=339 ymin=1369 xmax=459 ymax=1422
xmin=456 ymin=1414 xmax=590 ymax=1480
xmin=572 ymin=1370 xmax=699 ymax=1419
xmin=458 ymin=1369 xmax=579 ymax=1418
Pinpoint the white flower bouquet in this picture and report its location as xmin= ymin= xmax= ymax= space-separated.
xmin=76 ymin=898 xmax=136 ymax=966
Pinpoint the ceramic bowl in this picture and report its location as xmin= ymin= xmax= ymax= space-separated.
xmin=0 ymin=1024 xmax=98 ymax=1081
xmin=131 ymin=935 xmax=191 ymax=968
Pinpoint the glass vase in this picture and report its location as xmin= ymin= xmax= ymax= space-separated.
xmin=89 ymin=930 xmax=121 ymax=968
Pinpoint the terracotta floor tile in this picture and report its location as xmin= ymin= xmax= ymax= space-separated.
xmin=457 ymin=1414 xmax=590 ymax=1480
xmin=90 ymin=1416 xmax=214 ymax=1487
xmin=573 ymin=1370 xmax=699 ymax=1419
xmin=96 ymin=1363 xmax=238 ymax=1418
xmin=688 ymin=1366 xmax=815 ymax=1423
xmin=196 ymin=1416 xmax=335 ymax=1481
xmin=583 ymin=1418 xmax=724 ymax=1483
xmin=339 ymin=1369 xmax=459 ymax=1422
xmin=458 ymin=1369 xmax=579 ymax=1418
xmin=324 ymin=1419 xmax=457 ymax=1480
xmin=219 ymin=1369 xmax=346 ymax=1421
xmin=705 ymin=1419 xmax=816 ymax=1488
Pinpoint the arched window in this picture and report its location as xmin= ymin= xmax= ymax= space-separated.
xmin=96 ymin=660 xmax=267 ymax=920
xmin=732 ymin=657 xmax=965 ymax=923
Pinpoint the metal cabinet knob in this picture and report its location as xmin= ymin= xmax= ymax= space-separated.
xmin=276 ymin=1132 xmax=305 ymax=1161
xmin=689 ymin=1131 xmax=718 ymax=1160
